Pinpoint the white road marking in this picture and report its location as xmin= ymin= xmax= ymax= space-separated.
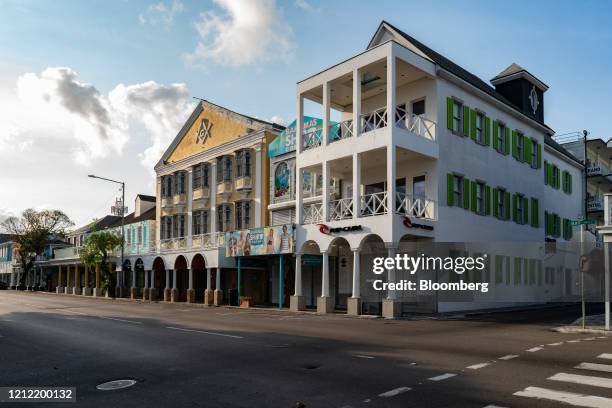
xmin=166 ymin=326 xmax=244 ymax=339
xmin=514 ymin=386 xmax=612 ymax=408
xmin=576 ymin=363 xmax=612 ymax=374
xmin=98 ymin=316 xmax=142 ymax=325
xmin=598 ymin=354 xmax=612 ymax=360
xmin=483 ymin=405 xmax=508 ymax=408
xmin=549 ymin=372 xmax=612 ymax=389
xmin=378 ymin=387 xmax=411 ymax=398
xmin=428 ymin=373 xmax=456 ymax=381
xmin=498 ymin=354 xmax=519 ymax=360
xmin=60 ymin=309 xmax=88 ymax=315
xmin=467 ymin=363 xmax=491 ymax=370
xmin=568 ymin=340 xmax=581 ymax=343
xmin=353 ymin=354 xmax=375 ymax=359
xmin=584 ymin=337 xmax=597 ymax=341
xmin=526 ymin=347 xmax=543 ymax=352
xmin=547 ymin=342 xmax=564 ymax=346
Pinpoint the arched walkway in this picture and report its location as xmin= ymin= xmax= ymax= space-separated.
xmin=358 ymin=234 xmax=386 ymax=316
xmin=297 ymin=240 xmax=321 ymax=309
xmin=152 ymin=257 xmax=165 ymax=301
xmin=174 ymin=255 xmax=188 ymax=302
xmin=123 ymin=259 xmax=132 ymax=294
xmin=191 ymin=254 xmax=206 ymax=302
xmin=328 ymin=237 xmax=351 ymax=312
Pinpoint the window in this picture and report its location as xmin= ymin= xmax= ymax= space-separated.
xmin=475 ymin=112 xmax=485 ymax=144
xmin=562 ymin=171 xmax=572 ymax=194
xmin=412 ymin=99 xmax=425 ymax=116
xmin=217 ymin=204 xmax=232 ymax=232
xmin=552 ymin=166 xmax=560 ymax=189
xmin=475 ymin=182 xmax=485 ymax=214
xmin=193 ymin=210 xmax=202 ymax=235
xmin=236 ymin=201 xmax=251 ymax=229
xmin=496 ymin=122 xmax=506 ymax=153
xmin=193 ymin=164 xmax=202 ymax=189
xmin=452 ymin=100 xmax=463 ymax=134
xmin=453 ymin=175 xmax=464 ymax=208
xmin=162 ymin=175 xmax=173 ymax=198
xmin=137 ymin=226 xmax=142 ymax=245
xmin=495 ymin=188 xmax=507 ymax=220
xmin=516 ymin=132 xmax=525 ymax=161
xmin=172 ymin=214 xmax=185 ymax=238
xmin=173 ymin=171 xmax=186 ymax=195
xmin=126 ymin=228 xmax=131 ymax=244
xmin=516 ymin=194 xmax=525 ymax=224
xmin=217 ymin=156 xmax=233 ymax=182
xmin=161 ymin=216 xmax=173 ymax=239
xmin=236 ymin=150 xmax=252 ymax=178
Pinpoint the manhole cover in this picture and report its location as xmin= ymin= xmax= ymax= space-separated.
xmin=96 ymin=379 xmax=137 ymax=391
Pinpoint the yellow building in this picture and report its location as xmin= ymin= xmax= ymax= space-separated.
xmin=147 ymin=99 xmax=283 ymax=305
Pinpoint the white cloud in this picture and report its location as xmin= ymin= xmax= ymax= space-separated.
xmin=185 ymin=0 xmax=294 ymax=67
xmin=139 ymin=0 xmax=184 ymax=27
xmin=294 ymin=0 xmax=317 ymax=12
xmin=270 ymin=115 xmax=285 ymax=125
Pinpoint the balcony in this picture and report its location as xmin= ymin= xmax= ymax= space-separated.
xmin=303 ymin=202 xmax=323 ymax=224
xmin=216 ymin=181 xmax=233 ymax=203
xmin=54 ymin=246 xmax=83 ymax=260
xmin=302 ymin=129 xmax=323 ymax=151
xmin=125 ymin=242 xmax=155 ymax=256
xmin=328 ymin=120 xmax=354 ymax=144
xmin=173 ymin=193 xmax=187 ymax=206
xmin=588 ymin=198 xmax=604 ymax=212
xmin=329 ymin=197 xmax=354 ymax=221
xmin=235 ymin=176 xmax=253 ymax=198
xmin=192 ymin=186 xmax=210 ymax=201
xmin=161 ymin=196 xmax=173 ymax=208
xmin=360 ymin=191 xmax=388 ymax=217
xmin=395 ymin=108 xmax=436 ymax=141
xmin=587 ymin=162 xmax=612 ymax=178
xmin=160 ymin=238 xmax=186 ymax=251
xmin=191 ymin=233 xmax=224 ymax=250
xmin=396 ymin=192 xmax=437 ymax=220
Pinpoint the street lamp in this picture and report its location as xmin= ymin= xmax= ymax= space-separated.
xmin=88 ymin=174 xmax=125 ymax=296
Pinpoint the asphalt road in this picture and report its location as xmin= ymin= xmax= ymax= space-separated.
xmin=0 ymin=291 xmax=611 ymax=408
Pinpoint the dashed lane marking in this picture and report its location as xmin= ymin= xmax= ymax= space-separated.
xmin=576 ymin=363 xmax=612 ymax=374
xmin=483 ymin=405 xmax=509 ymax=408
xmin=598 ymin=354 xmax=612 ymax=360
xmin=467 ymin=363 xmax=491 ymax=370
xmin=526 ymin=347 xmax=543 ymax=352
xmin=567 ymin=340 xmax=581 ymax=343
xmin=547 ymin=342 xmax=564 ymax=346
xmin=353 ymin=355 xmax=375 ymax=359
xmin=428 ymin=373 xmax=457 ymax=381
xmin=166 ymin=326 xmax=244 ymax=339
xmin=549 ymin=372 xmax=612 ymax=389
xmin=98 ymin=316 xmax=142 ymax=325
xmin=514 ymin=386 xmax=612 ymax=408
xmin=378 ymin=387 xmax=411 ymax=398
xmin=498 ymin=355 xmax=519 ymax=360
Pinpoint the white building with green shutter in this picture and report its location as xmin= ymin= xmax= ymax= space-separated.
xmin=286 ymin=21 xmax=584 ymax=318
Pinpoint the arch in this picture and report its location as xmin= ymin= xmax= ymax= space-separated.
xmin=300 ymin=240 xmax=321 ymax=255
xmin=134 ymin=258 xmax=145 ymax=272
xmin=191 ymin=253 xmax=207 ymax=269
xmin=190 ymin=253 xmax=206 ymax=302
xmin=122 ymin=259 xmax=132 ymax=271
xmin=358 ymin=234 xmax=386 ymax=254
xmin=174 ymin=255 xmax=188 ymax=271
xmin=328 ymin=236 xmax=350 ymax=254
xmin=173 ymin=255 xmax=189 ymax=302
xmin=152 ymin=257 xmax=165 ymax=271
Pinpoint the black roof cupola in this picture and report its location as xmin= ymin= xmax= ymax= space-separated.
xmin=490 ymin=63 xmax=548 ymax=123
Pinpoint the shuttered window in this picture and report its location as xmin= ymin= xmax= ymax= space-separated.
xmin=530 ymin=198 xmax=539 ymax=228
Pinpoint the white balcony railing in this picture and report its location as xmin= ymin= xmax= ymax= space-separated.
xmin=125 ymin=241 xmax=156 ymax=255
xmin=361 ymin=107 xmax=387 ymax=133
xmin=329 ymin=197 xmax=353 ymax=221
xmin=191 ymin=233 xmax=224 ymax=250
xmin=587 ymin=162 xmax=612 ymax=177
xmin=360 ymin=191 xmax=388 ymax=217
xmin=303 ymin=202 xmax=323 ymax=224
xmin=395 ymin=109 xmax=436 ymax=141
xmin=160 ymin=237 xmax=187 ymax=251
xmin=396 ymin=192 xmax=437 ymax=220
xmin=302 ymin=129 xmax=323 ymax=151
xmin=329 ymin=120 xmax=353 ymax=143
xmin=587 ymin=198 xmax=604 ymax=212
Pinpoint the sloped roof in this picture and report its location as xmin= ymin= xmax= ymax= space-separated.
xmin=491 ymin=63 xmax=549 ymax=91
xmin=492 ymin=63 xmax=526 ymax=80
xmin=122 ymin=206 xmax=156 ymax=224
xmin=0 ymin=233 xmax=12 ymax=244
xmin=137 ymin=194 xmax=156 ymax=203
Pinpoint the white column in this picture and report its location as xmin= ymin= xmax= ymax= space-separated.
xmin=165 ymin=269 xmax=170 ymax=289
xmin=187 ymin=169 xmax=193 ymax=248
xmin=188 ymin=268 xmax=193 ymax=290
xmin=150 ymin=270 xmax=155 ymax=290
xmin=322 ymin=161 xmax=330 ymax=221
xmin=295 ymin=167 xmax=303 ymax=224
xmin=605 ymin=241 xmax=610 ymax=331
xmin=254 ymin=144 xmax=262 ymax=227
xmin=352 ymin=153 xmax=361 ymax=219
xmin=210 ymin=162 xmax=217 ymax=235
xmin=322 ymin=81 xmax=330 ymax=147
xmin=216 ymin=267 xmax=221 ymax=290
xmin=131 ymin=269 xmax=136 ymax=289
xmin=387 ymin=144 xmax=396 ymax=214
xmin=321 ymin=251 xmax=329 ymax=297
xmin=296 ymin=94 xmax=304 ymax=154
xmin=172 ymin=269 xmax=177 ymax=289
xmin=294 ymin=253 xmax=302 ymax=296
xmin=206 ymin=268 xmax=212 ymax=290
xmin=156 ymin=176 xmax=162 ymax=253
xmin=352 ymin=249 xmax=360 ymax=298
xmin=387 ymin=246 xmax=397 ymax=300
xmin=144 ymin=269 xmax=150 ymax=289
xmin=352 ymin=67 xmax=361 ymax=137
xmin=387 ymin=49 xmax=396 ymax=129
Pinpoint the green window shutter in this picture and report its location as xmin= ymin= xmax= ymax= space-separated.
xmin=536 ymin=143 xmax=542 ymax=168
xmin=524 ymin=138 xmax=532 ymax=164
xmin=512 ymin=193 xmax=518 ymax=222
xmin=555 ymin=167 xmax=560 ymax=189
xmin=470 ymin=110 xmax=477 ymax=140
xmin=485 ymin=185 xmax=491 ymax=215
xmin=504 ymin=128 xmax=510 ymax=155
xmin=562 ymin=171 xmax=567 ymax=193
xmin=523 ymin=196 xmax=529 ymax=224
xmin=447 ymin=173 xmax=454 ymax=206
xmin=504 ymin=191 xmax=510 ymax=220
xmin=563 ymin=219 xmax=569 ymax=240
xmin=512 ymin=130 xmax=518 ymax=159
xmin=463 ymin=105 xmax=470 ymax=137
xmin=568 ymin=173 xmax=572 ymax=193
xmin=471 ymin=180 xmax=478 ymax=212
xmin=531 ymin=198 xmax=539 ymax=227
xmin=484 ymin=117 xmax=491 ymax=146
xmin=546 ymin=163 xmax=552 ymax=185
xmin=446 ymin=98 xmax=454 ymax=130
xmin=463 ymin=178 xmax=470 ymax=209
xmin=492 ymin=121 xmax=498 ymax=150
xmin=492 ymin=188 xmax=499 ymax=217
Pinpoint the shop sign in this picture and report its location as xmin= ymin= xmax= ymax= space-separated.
xmin=226 ymin=224 xmax=294 ymax=257
xmin=402 ymin=217 xmax=434 ymax=231
xmin=317 ymin=224 xmax=362 ymax=235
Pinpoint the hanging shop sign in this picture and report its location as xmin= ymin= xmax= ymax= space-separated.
xmin=317 ymin=224 xmax=363 ymax=235
xmin=226 ymin=224 xmax=295 ymax=257
xmin=402 ymin=217 xmax=434 ymax=231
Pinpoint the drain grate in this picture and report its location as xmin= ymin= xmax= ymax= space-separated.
xmin=96 ymin=379 xmax=137 ymax=391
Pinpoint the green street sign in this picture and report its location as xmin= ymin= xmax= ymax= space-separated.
xmin=571 ymin=219 xmax=596 ymax=226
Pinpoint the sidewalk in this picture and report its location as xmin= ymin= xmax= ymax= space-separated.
xmin=554 ymin=314 xmax=612 ymax=336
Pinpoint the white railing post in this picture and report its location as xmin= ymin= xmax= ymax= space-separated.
xmin=353 ymin=67 xmax=361 ymax=138
xmin=296 ymin=167 xmax=303 ymax=224
xmin=387 ymin=145 xmax=396 ymax=214
xmin=322 ymin=161 xmax=330 ymax=222
xmin=353 ymin=153 xmax=360 ymax=219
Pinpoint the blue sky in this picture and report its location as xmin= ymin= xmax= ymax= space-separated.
xmin=1 ymin=0 xmax=611 ymax=226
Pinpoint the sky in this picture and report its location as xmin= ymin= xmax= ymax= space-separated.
xmin=1 ymin=0 xmax=611 ymax=228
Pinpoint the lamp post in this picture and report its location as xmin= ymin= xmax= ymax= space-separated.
xmin=88 ymin=174 xmax=125 ymax=296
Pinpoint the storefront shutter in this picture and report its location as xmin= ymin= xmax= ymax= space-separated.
xmin=463 ymin=178 xmax=470 ymax=209
xmin=470 ymin=180 xmax=477 ymax=212
xmin=484 ymin=117 xmax=491 ymax=146
xmin=504 ymin=192 xmax=510 ymax=220
xmin=470 ymin=110 xmax=477 ymax=140
xmin=463 ymin=106 xmax=470 ymax=137
xmin=485 ymin=185 xmax=491 ymax=215
xmin=531 ymin=198 xmax=539 ymax=228
xmin=512 ymin=130 xmax=518 ymax=159
xmin=446 ymin=97 xmax=454 ymax=130
xmin=492 ymin=121 xmax=499 ymax=150
xmin=492 ymin=188 xmax=499 ymax=217
xmin=447 ymin=173 xmax=454 ymax=206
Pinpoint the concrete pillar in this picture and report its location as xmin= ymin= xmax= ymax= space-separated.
xmin=214 ymin=268 xmax=222 ymax=306
xmin=254 ymin=144 xmax=262 ymax=227
xmin=322 ymin=81 xmax=330 ymax=147
xmin=187 ymin=268 xmax=195 ymax=303
xmin=130 ymin=268 xmax=137 ymax=300
xmin=348 ymin=248 xmax=361 ymax=316
xmin=72 ymin=265 xmax=80 ymax=295
xmin=143 ymin=269 xmax=150 ymax=301
xmin=352 ymin=67 xmax=361 ymax=137
xmin=210 ymin=163 xmax=217 ymax=235
xmin=65 ymin=264 xmax=71 ymax=294
xmin=170 ymin=269 xmax=178 ymax=302
xmin=56 ymin=265 xmax=64 ymax=294
xmin=290 ymin=254 xmax=305 ymax=311
xmin=317 ymin=251 xmax=333 ymax=314
xmin=322 ymin=161 xmax=330 ymax=222
xmin=204 ymin=267 xmax=213 ymax=305
xmin=352 ymin=153 xmax=361 ymax=219
xmin=93 ymin=264 xmax=103 ymax=297
xmin=387 ymin=50 xmax=396 ymax=129
xmin=164 ymin=269 xmax=171 ymax=302
xmin=82 ymin=266 xmax=92 ymax=296
xmin=295 ymin=167 xmax=303 ymax=224
xmin=382 ymin=245 xmax=400 ymax=319
xmin=150 ymin=270 xmax=157 ymax=301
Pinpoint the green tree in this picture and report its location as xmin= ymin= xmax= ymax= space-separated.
xmin=79 ymin=230 xmax=123 ymax=297
xmin=2 ymin=209 xmax=73 ymax=288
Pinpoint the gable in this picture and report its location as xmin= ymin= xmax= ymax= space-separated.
xmin=162 ymin=101 xmax=270 ymax=165
xmin=367 ymin=23 xmax=432 ymax=62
